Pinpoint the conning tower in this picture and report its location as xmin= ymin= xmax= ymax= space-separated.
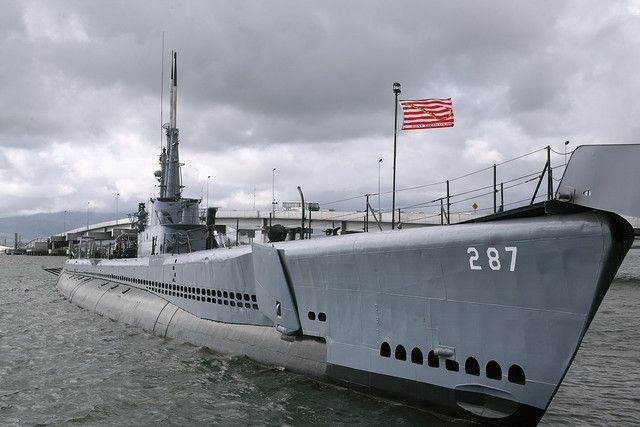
xmin=136 ymin=52 xmax=211 ymax=257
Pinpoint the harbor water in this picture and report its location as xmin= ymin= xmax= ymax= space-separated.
xmin=0 ymin=252 xmax=638 ymax=426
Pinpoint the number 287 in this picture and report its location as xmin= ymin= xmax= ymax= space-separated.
xmin=467 ymin=247 xmax=517 ymax=271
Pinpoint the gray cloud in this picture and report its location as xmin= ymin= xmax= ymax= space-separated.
xmin=0 ymin=0 xmax=639 ymax=219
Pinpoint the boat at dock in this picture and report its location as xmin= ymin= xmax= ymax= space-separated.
xmin=54 ymin=53 xmax=640 ymax=425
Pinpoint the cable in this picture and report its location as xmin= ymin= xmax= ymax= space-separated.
xmin=396 ymin=169 xmax=542 ymax=212
xmin=319 ymin=145 xmax=567 ymax=209
xmin=493 ymin=146 xmax=547 ymax=167
xmin=322 ymin=194 xmax=369 ymax=206
xmin=549 ymin=147 xmax=575 ymax=156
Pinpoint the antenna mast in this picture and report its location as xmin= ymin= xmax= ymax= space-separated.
xmin=162 ymin=51 xmax=181 ymax=199
xmin=160 ymin=32 xmax=165 ymax=150
xmin=170 ymin=51 xmax=177 ymax=127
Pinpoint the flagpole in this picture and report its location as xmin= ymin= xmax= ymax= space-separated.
xmin=391 ymin=82 xmax=401 ymax=230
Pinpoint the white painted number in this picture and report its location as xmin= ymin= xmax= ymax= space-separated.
xmin=486 ymin=247 xmax=501 ymax=270
xmin=505 ymin=246 xmax=517 ymax=272
xmin=467 ymin=246 xmax=518 ymax=271
xmin=467 ymin=247 xmax=482 ymax=270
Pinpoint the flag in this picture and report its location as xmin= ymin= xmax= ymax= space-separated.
xmin=400 ymin=98 xmax=454 ymax=130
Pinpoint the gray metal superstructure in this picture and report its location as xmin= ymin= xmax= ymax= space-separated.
xmin=136 ymin=52 xmax=208 ymax=257
xmin=55 ymin=55 xmax=639 ymax=425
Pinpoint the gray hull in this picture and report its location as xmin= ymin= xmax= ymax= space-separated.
xmin=57 ymin=206 xmax=633 ymax=425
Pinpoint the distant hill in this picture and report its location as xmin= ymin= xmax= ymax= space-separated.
xmin=0 ymin=211 xmax=118 ymax=244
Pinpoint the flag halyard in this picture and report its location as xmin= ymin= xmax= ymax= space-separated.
xmin=400 ymin=98 xmax=454 ymax=130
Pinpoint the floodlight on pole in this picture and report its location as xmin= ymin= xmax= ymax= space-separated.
xmin=378 ymin=158 xmax=382 ymax=214
xmin=207 ymin=175 xmax=211 ymax=209
xmin=272 ymin=168 xmax=277 ymax=219
xmin=391 ymin=82 xmax=401 ymax=230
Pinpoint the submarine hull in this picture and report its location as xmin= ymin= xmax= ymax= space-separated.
xmin=58 ymin=207 xmax=633 ymax=426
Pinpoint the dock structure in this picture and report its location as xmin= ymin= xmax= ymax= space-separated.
xmin=4 ymin=209 xmax=457 ymax=256
xmin=6 ymin=209 xmax=640 ymax=256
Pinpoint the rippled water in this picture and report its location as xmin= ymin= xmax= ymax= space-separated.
xmin=0 ymin=251 xmax=639 ymax=426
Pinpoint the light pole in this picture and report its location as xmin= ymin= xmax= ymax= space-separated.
xmin=391 ymin=82 xmax=401 ymax=230
xmin=564 ymin=140 xmax=570 ymax=166
xmin=86 ymin=201 xmax=90 ymax=231
xmin=115 ymin=193 xmax=119 ymax=225
xmin=207 ymin=175 xmax=211 ymax=208
xmin=297 ymin=186 xmax=305 ymax=240
xmin=63 ymin=210 xmax=67 ymax=235
xmin=378 ymin=158 xmax=382 ymax=214
xmin=272 ymin=168 xmax=277 ymax=219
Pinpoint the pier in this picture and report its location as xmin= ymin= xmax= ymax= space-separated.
xmin=5 ymin=208 xmax=640 ymax=256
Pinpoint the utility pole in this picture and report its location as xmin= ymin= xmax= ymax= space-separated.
xmin=115 ymin=193 xmax=119 ymax=225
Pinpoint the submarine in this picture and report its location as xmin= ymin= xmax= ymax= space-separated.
xmin=56 ymin=52 xmax=640 ymax=425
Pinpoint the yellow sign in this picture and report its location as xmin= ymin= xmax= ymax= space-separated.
xmin=472 ymin=202 xmax=478 ymax=210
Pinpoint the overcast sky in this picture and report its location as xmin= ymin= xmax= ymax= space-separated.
xmin=1 ymin=0 xmax=639 ymax=220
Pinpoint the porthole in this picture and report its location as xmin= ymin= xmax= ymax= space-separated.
xmin=427 ymin=351 xmax=439 ymax=368
xmin=411 ymin=348 xmax=423 ymax=364
xmin=230 ymin=301 xmax=235 ymax=307
xmin=395 ymin=345 xmax=407 ymax=361
xmin=465 ymin=357 xmax=480 ymax=376
xmin=318 ymin=313 xmax=326 ymax=322
xmin=308 ymin=312 xmax=316 ymax=320
xmin=486 ymin=360 xmax=502 ymax=380
xmin=252 ymin=304 xmax=259 ymax=310
xmin=445 ymin=359 xmax=459 ymax=372
xmin=223 ymin=291 xmax=228 ymax=298
xmin=244 ymin=303 xmax=250 ymax=308
xmin=380 ymin=342 xmax=391 ymax=358
xmin=508 ymin=364 xmax=525 ymax=385
xmin=244 ymin=294 xmax=250 ymax=301
xmin=251 ymin=295 xmax=257 ymax=302
xmin=217 ymin=290 xmax=222 ymax=297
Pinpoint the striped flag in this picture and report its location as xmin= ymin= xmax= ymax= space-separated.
xmin=400 ymin=98 xmax=454 ymax=130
